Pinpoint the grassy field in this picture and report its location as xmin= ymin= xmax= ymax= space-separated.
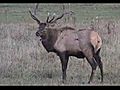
xmin=0 ymin=3 xmax=120 ymax=86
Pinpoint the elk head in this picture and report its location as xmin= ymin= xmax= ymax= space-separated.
xmin=29 ymin=10 xmax=65 ymax=39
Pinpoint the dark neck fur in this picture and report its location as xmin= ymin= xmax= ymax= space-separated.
xmin=41 ymin=28 xmax=60 ymax=52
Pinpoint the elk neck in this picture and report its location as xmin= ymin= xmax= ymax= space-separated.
xmin=41 ymin=28 xmax=60 ymax=52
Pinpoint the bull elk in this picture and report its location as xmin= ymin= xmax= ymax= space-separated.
xmin=29 ymin=10 xmax=103 ymax=84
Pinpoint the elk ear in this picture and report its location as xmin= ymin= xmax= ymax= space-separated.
xmin=29 ymin=9 xmax=41 ymax=24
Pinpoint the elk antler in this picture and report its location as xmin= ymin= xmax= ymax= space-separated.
xmin=49 ymin=11 xmax=75 ymax=23
xmin=50 ymin=13 xmax=64 ymax=23
xmin=46 ymin=12 xmax=56 ymax=23
xmin=29 ymin=9 xmax=40 ymax=24
xmin=46 ymin=12 xmax=50 ymax=23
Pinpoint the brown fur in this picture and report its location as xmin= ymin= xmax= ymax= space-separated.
xmin=55 ymin=28 xmax=102 ymax=55
xmin=29 ymin=11 xmax=103 ymax=83
xmin=38 ymin=26 xmax=103 ymax=84
xmin=53 ymin=28 xmax=103 ymax=83
xmin=90 ymin=31 xmax=102 ymax=53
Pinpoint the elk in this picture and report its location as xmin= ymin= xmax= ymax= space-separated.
xmin=29 ymin=10 xmax=103 ymax=84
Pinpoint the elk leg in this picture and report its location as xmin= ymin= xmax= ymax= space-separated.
xmin=59 ymin=52 xmax=69 ymax=83
xmin=87 ymin=57 xmax=97 ymax=84
xmin=94 ymin=55 xmax=103 ymax=83
xmin=96 ymin=56 xmax=103 ymax=83
xmin=94 ymin=48 xmax=103 ymax=83
xmin=82 ymin=48 xmax=97 ymax=83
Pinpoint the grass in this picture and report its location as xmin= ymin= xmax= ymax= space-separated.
xmin=0 ymin=3 xmax=120 ymax=86
xmin=0 ymin=3 xmax=120 ymax=23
